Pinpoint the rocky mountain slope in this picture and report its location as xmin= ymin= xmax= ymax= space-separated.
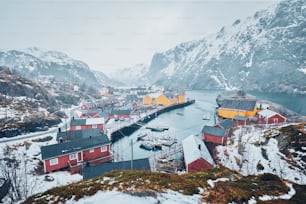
xmin=0 ymin=47 xmax=111 ymax=87
xmin=118 ymin=0 xmax=306 ymax=94
xmin=107 ymin=64 xmax=149 ymax=87
xmin=0 ymin=67 xmax=62 ymax=137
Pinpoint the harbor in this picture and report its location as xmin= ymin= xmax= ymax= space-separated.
xmin=109 ymin=99 xmax=195 ymax=143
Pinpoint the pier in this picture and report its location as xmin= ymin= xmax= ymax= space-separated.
xmin=110 ymin=100 xmax=195 ymax=143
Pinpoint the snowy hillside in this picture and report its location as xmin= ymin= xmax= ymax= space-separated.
xmin=108 ymin=64 xmax=149 ymax=86
xmin=120 ymin=0 xmax=306 ymax=93
xmin=216 ymin=124 xmax=306 ymax=185
xmin=0 ymin=47 xmax=104 ymax=87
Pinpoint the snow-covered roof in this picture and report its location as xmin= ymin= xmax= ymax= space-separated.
xmin=86 ymin=118 xmax=105 ymax=125
xmin=182 ymin=135 xmax=215 ymax=166
xmin=258 ymin=109 xmax=285 ymax=119
xmin=148 ymin=92 xmax=162 ymax=99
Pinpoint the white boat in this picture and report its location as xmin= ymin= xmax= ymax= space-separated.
xmin=202 ymin=112 xmax=210 ymax=120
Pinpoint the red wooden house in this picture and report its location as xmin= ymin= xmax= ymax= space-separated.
xmin=258 ymin=109 xmax=287 ymax=124
xmin=70 ymin=118 xmax=105 ymax=131
xmin=41 ymin=135 xmax=113 ymax=173
xmin=202 ymin=125 xmax=228 ymax=145
xmin=182 ymin=135 xmax=215 ymax=173
xmin=233 ymin=115 xmax=250 ymax=126
xmin=202 ymin=118 xmax=234 ymax=145
xmin=215 ymin=118 xmax=234 ymax=129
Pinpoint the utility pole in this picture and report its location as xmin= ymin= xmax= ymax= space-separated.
xmin=131 ymin=139 xmax=133 ymax=170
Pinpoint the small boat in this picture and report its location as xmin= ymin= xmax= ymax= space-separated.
xmin=139 ymin=142 xmax=155 ymax=151
xmin=202 ymin=112 xmax=210 ymax=120
xmin=176 ymin=112 xmax=184 ymax=116
xmin=146 ymin=126 xmax=169 ymax=132
xmin=136 ymin=133 xmax=148 ymax=141
xmin=140 ymin=142 xmax=162 ymax=151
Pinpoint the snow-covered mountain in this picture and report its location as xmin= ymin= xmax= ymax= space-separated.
xmin=93 ymin=70 xmax=125 ymax=87
xmin=120 ymin=0 xmax=306 ymax=93
xmin=108 ymin=64 xmax=149 ymax=86
xmin=0 ymin=47 xmax=105 ymax=87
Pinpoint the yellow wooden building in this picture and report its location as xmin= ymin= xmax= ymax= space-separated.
xmin=217 ymin=99 xmax=258 ymax=119
xmin=143 ymin=92 xmax=185 ymax=106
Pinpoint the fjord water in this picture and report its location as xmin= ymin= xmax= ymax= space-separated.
xmin=249 ymin=91 xmax=306 ymax=116
xmin=113 ymin=90 xmax=306 ymax=161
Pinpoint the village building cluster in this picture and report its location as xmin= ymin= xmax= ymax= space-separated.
xmin=40 ymin=87 xmax=186 ymax=174
xmin=40 ymin=89 xmax=288 ymax=178
xmin=187 ymin=96 xmax=288 ymax=173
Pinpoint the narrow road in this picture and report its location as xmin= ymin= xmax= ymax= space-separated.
xmin=0 ymin=106 xmax=79 ymax=143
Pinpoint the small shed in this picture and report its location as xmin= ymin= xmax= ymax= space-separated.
xmin=202 ymin=126 xmax=228 ymax=145
xmin=233 ymin=115 xmax=250 ymax=126
xmin=258 ymin=109 xmax=287 ymax=124
xmin=182 ymin=135 xmax=215 ymax=173
xmin=216 ymin=118 xmax=235 ymax=129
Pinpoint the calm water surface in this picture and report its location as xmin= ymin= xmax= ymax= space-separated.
xmin=113 ymin=90 xmax=306 ymax=160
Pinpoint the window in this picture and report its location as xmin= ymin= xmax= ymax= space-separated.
xmin=49 ymin=158 xmax=58 ymax=166
xmin=92 ymin=124 xmax=97 ymax=128
xmin=101 ymin=146 xmax=107 ymax=152
xmin=89 ymin=148 xmax=94 ymax=153
xmin=69 ymin=153 xmax=77 ymax=160
xmin=76 ymin=126 xmax=81 ymax=130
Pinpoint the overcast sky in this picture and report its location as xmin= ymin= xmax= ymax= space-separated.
xmin=0 ymin=0 xmax=280 ymax=74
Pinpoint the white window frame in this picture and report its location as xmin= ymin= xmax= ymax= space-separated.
xmin=69 ymin=153 xmax=77 ymax=160
xmin=101 ymin=146 xmax=107 ymax=152
xmin=49 ymin=158 xmax=58 ymax=166
xmin=89 ymin=148 xmax=95 ymax=153
xmin=92 ymin=124 xmax=97 ymax=128
xmin=76 ymin=126 xmax=81 ymax=130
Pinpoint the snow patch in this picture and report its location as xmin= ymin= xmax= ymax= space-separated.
xmin=298 ymin=68 xmax=306 ymax=74
xmin=68 ymin=189 xmax=202 ymax=204
xmin=207 ymin=178 xmax=229 ymax=188
xmin=259 ymin=183 xmax=295 ymax=201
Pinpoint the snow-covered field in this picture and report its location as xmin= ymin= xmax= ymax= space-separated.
xmin=0 ymin=106 xmax=82 ymax=203
xmin=216 ymin=125 xmax=306 ymax=185
xmin=68 ymin=190 xmax=202 ymax=204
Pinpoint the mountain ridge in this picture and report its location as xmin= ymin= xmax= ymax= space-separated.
xmin=0 ymin=47 xmax=116 ymax=88
xmin=115 ymin=0 xmax=306 ymax=94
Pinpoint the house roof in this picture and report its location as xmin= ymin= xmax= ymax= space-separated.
xmin=202 ymin=125 xmax=226 ymax=137
xmin=220 ymin=99 xmax=257 ymax=111
xmin=258 ymin=109 xmax=286 ymax=119
xmin=147 ymin=92 xmax=162 ymax=99
xmin=70 ymin=119 xmax=87 ymax=126
xmin=233 ymin=115 xmax=248 ymax=121
xmin=217 ymin=119 xmax=234 ymax=129
xmin=110 ymin=109 xmax=131 ymax=115
xmin=83 ymin=158 xmax=151 ymax=179
xmin=182 ymin=135 xmax=215 ymax=166
xmin=86 ymin=118 xmax=105 ymax=125
xmin=41 ymin=136 xmax=110 ymax=160
xmin=57 ymin=128 xmax=106 ymax=142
